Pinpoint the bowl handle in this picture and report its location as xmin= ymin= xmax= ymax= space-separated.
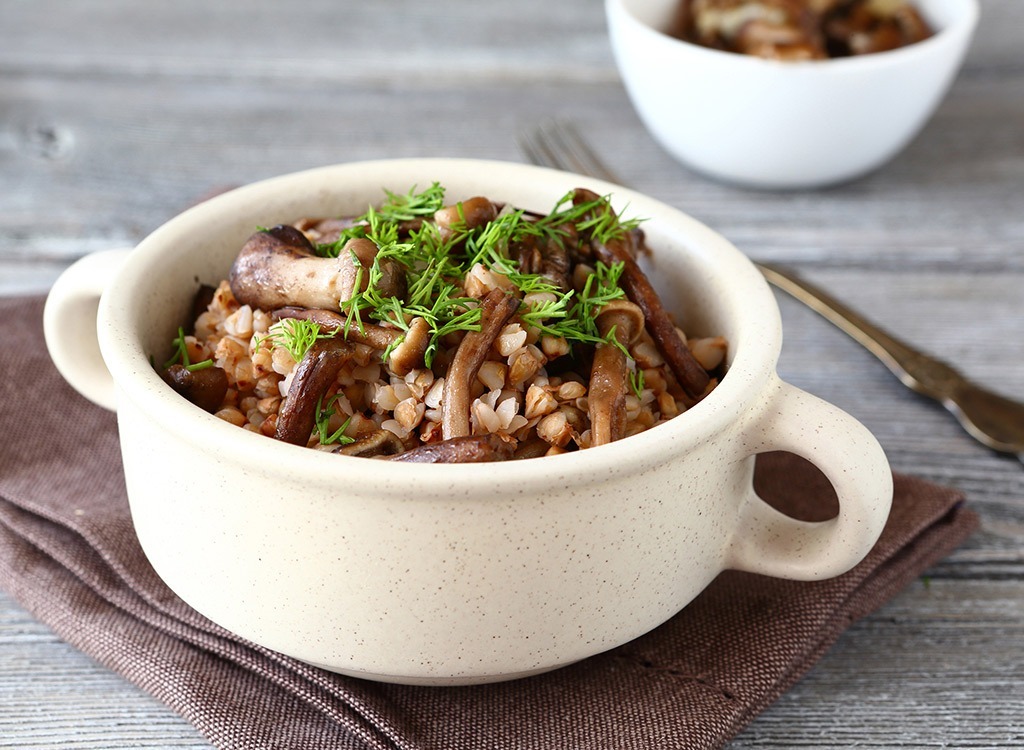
xmin=724 ymin=377 xmax=893 ymax=580
xmin=43 ymin=249 xmax=133 ymax=412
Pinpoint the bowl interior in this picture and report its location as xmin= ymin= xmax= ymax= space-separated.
xmin=99 ymin=158 xmax=779 ymax=484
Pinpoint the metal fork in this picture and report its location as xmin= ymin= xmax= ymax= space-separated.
xmin=519 ymin=119 xmax=1024 ymax=461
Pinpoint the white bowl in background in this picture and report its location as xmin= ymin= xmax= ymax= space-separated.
xmin=606 ymin=0 xmax=980 ymax=188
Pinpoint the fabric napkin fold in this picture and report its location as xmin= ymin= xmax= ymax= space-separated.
xmin=0 ymin=295 xmax=978 ymax=750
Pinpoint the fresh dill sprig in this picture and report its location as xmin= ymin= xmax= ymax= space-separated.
xmin=518 ymin=293 xmax=574 ymax=337
xmin=314 ymin=392 xmax=355 ymax=445
xmin=413 ymin=284 xmax=482 ymax=368
xmin=377 ymin=182 xmax=447 ymax=223
xmin=163 ymin=327 xmax=214 ymax=371
xmin=525 ymin=260 xmax=627 ymax=348
xmin=463 ymin=210 xmax=524 ymax=269
xmin=315 ymin=183 xmax=446 ymax=259
xmin=403 ymin=222 xmax=468 ymax=307
xmin=526 ymin=190 xmax=643 ymax=249
xmin=577 ymin=201 xmax=643 ymax=245
xmin=255 ymin=318 xmax=334 ymax=362
xmin=629 ymin=366 xmax=646 ymax=400
xmin=270 ymin=185 xmax=644 ymax=373
xmin=463 ymin=212 xmax=566 ymax=300
xmin=423 ymin=305 xmax=482 ymax=369
xmin=575 ymin=261 xmax=628 ymax=336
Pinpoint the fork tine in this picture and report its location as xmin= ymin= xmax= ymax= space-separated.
xmin=519 ymin=119 xmax=624 ymax=185
xmin=516 ymin=125 xmax=562 ymax=172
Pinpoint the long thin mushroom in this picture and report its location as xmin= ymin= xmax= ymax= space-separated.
xmin=334 ymin=429 xmax=407 ymax=458
xmin=273 ymin=307 xmax=430 ymax=377
xmin=441 ymin=288 xmax=521 ymax=440
xmin=229 ymin=226 xmax=405 ymax=312
xmin=275 ymin=338 xmax=354 ymax=445
xmin=389 ymin=433 xmax=516 ymax=463
xmin=513 ymin=233 xmax=572 ymax=292
xmin=572 ymin=188 xmax=710 ymax=401
xmin=588 ymin=300 xmax=646 ymax=446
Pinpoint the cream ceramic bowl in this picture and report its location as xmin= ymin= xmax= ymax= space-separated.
xmin=606 ymin=0 xmax=980 ymax=188
xmin=44 ymin=159 xmax=892 ymax=685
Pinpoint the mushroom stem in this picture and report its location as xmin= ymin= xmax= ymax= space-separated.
xmin=588 ymin=299 xmax=645 ymax=446
xmin=275 ymin=338 xmax=354 ymax=445
xmin=441 ymin=289 xmax=521 ymax=440
xmin=572 ymin=189 xmax=710 ymax=401
xmin=229 ymin=226 xmax=405 ymax=313
xmin=389 ymin=434 xmax=516 ymax=463
xmin=588 ymin=344 xmax=629 ymax=446
xmin=513 ymin=233 xmax=572 ymax=292
xmin=273 ymin=307 xmax=430 ymax=376
xmin=610 ymin=247 xmax=709 ymax=401
xmin=334 ymin=429 xmax=407 ymax=458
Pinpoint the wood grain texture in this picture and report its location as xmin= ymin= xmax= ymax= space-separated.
xmin=1 ymin=0 xmax=1022 ymax=747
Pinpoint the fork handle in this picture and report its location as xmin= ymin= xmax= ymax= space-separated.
xmin=755 ymin=262 xmax=965 ymax=401
xmin=758 ymin=262 xmax=1024 ymax=455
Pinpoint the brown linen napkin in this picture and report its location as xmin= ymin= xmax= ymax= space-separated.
xmin=0 ymin=294 xmax=978 ymax=750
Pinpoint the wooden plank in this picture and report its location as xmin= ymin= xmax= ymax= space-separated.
xmin=734 ymin=578 xmax=1024 ymax=749
xmin=0 ymin=0 xmax=616 ymax=83
xmin=0 ymin=593 xmax=206 ymax=747
xmin=2 ymin=72 xmax=1023 ymax=293
xmin=4 ymin=577 xmax=1023 ymax=748
xmin=0 ymin=0 xmax=1019 ymax=78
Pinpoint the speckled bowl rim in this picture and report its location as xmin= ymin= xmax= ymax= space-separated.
xmin=98 ymin=158 xmax=779 ymax=495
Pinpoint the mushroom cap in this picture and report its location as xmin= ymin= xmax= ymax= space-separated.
xmin=162 ymin=364 xmax=229 ymax=414
xmin=594 ymin=299 xmax=645 ymax=347
xmin=229 ymin=227 xmax=406 ymax=313
xmin=388 ymin=316 xmax=431 ymax=377
xmin=433 ymin=196 xmax=500 ymax=234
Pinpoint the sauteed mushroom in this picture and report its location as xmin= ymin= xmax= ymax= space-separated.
xmin=164 ymin=182 xmax=728 ymax=461
xmin=275 ymin=338 xmax=354 ymax=445
xmin=273 ymin=307 xmax=431 ymax=377
xmin=441 ymin=288 xmax=521 ymax=440
xmin=162 ymin=364 xmax=229 ymax=414
xmin=335 ymin=429 xmax=408 ymax=458
xmin=229 ymin=226 xmax=405 ymax=313
xmin=573 ymin=188 xmax=710 ymax=401
xmin=588 ymin=300 xmax=646 ymax=446
xmin=390 ymin=433 xmax=516 ymax=463
xmin=674 ymin=0 xmax=932 ymax=58
xmin=433 ymin=196 xmax=500 ymax=240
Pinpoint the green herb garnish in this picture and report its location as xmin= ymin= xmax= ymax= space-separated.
xmin=255 ymin=318 xmax=334 ymax=362
xmin=262 ymin=188 xmax=642 ymax=372
xmin=316 ymin=183 xmax=447 ymax=259
xmin=314 ymin=392 xmax=355 ymax=445
xmin=163 ymin=327 xmax=214 ymax=371
xmin=377 ymin=182 xmax=447 ymax=223
xmin=523 ymin=190 xmax=643 ymax=250
xmin=629 ymin=367 xmax=646 ymax=400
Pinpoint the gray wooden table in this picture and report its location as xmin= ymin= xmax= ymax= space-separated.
xmin=2 ymin=0 xmax=1022 ymax=747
